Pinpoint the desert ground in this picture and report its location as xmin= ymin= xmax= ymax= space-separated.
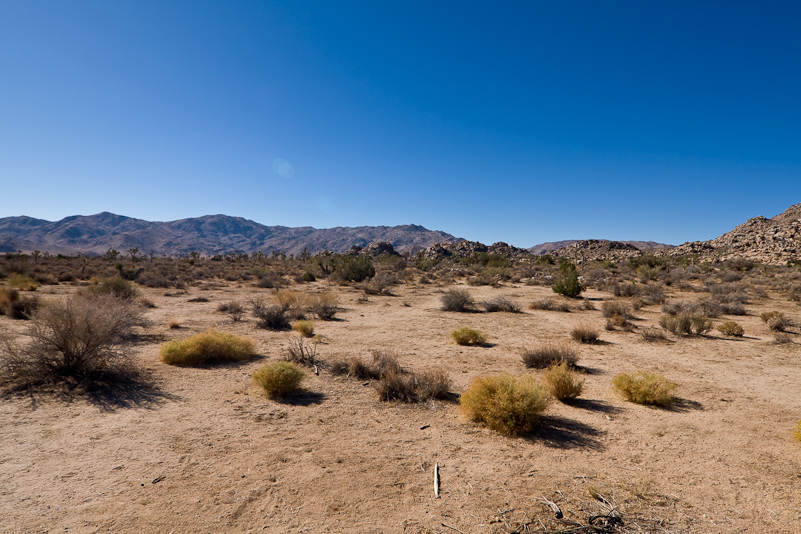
xmin=1 ymin=269 xmax=801 ymax=533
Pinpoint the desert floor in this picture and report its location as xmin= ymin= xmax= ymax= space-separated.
xmin=1 ymin=279 xmax=800 ymax=533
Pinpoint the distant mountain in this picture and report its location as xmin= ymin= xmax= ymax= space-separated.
xmin=529 ymin=240 xmax=674 ymax=256
xmin=668 ymin=203 xmax=801 ymax=264
xmin=0 ymin=212 xmax=460 ymax=257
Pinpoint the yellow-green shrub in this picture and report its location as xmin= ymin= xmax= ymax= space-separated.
xmin=717 ymin=321 xmax=744 ymax=337
xmin=612 ymin=371 xmax=677 ymax=406
xmin=451 ymin=327 xmax=487 ymax=346
xmin=292 ymin=320 xmax=315 ymax=337
xmin=794 ymin=420 xmax=801 ymax=442
xmin=252 ymin=361 xmax=304 ymax=399
xmin=541 ymin=362 xmax=584 ymax=401
xmin=460 ymin=374 xmax=551 ymax=436
xmin=6 ymin=273 xmax=38 ymax=291
xmin=160 ymin=329 xmax=255 ymax=365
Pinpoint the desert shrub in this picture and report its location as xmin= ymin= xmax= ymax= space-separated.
xmin=571 ymin=324 xmax=600 ymax=344
xmin=719 ymin=302 xmax=747 ymax=315
xmin=612 ymin=372 xmax=677 ymax=406
xmin=299 ymin=271 xmax=316 ymax=283
xmin=329 ymin=355 xmax=378 ymax=379
xmin=460 ymin=374 xmax=552 ymax=436
xmin=773 ymin=332 xmax=793 ymax=344
xmin=717 ymin=321 xmax=745 ymax=337
xmin=582 ymin=298 xmax=596 ymax=310
xmin=467 ymin=274 xmax=492 ymax=286
xmin=659 ymin=312 xmax=712 ymax=335
xmin=252 ymin=361 xmax=304 ymax=399
xmin=641 ymin=284 xmax=666 ymax=305
xmin=415 ymin=368 xmax=452 ymax=400
xmin=364 ymin=272 xmax=399 ymax=295
xmin=521 ymin=342 xmax=578 ymax=369
xmin=552 ymin=262 xmax=583 ymax=298
xmin=377 ymin=366 xmax=452 ymax=403
xmin=606 ymin=314 xmax=634 ymax=331
xmin=440 ymin=289 xmax=474 ymax=312
xmin=223 ymin=301 xmax=245 ymax=322
xmin=0 ymin=288 xmax=39 ymax=319
xmin=309 ymin=292 xmax=338 ymax=320
xmin=542 ymin=362 xmax=584 ymax=401
xmin=188 ymin=297 xmax=209 ymax=303
xmin=610 ymin=282 xmax=640 ymax=297
xmin=694 ymin=298 xmax=722 ymax=318
xmin=601 ymin=300 xmax=631 ymax=318
xmin=794 ymin=420 xmax=801 ymax=442
xmin=1 ymin=295 xmax=144 ymax=383
xmin=284 ymin=335 xmax=319 ymax=367
xmin=292 ymin=320 xmax=315 ymax=337
xmin=761 ymin=311 xmax=792 ymax=332
xmin=451 ymin=327 xmax=487 ymax=346
xmin=167 ymin=317 xmax=181 ymax=329
xmin=529 ymin=298 xmax=571 ymax=312
xmin=6 ymin=273 xmax=38 ymax=291
xmin=641 ymin=327 xmax=668 ymax=342
xmin=160 ymin=329 xmax=255 ymax=366
xmin=253 ymin=304 xmax=290 ymax=330
xmin=83 ymin=277 xmax=138 ymax=300
xmin=481 ymin=296 xmax=521 ymax=313
xmin=332 ymin=255 xmax=375 ymax=283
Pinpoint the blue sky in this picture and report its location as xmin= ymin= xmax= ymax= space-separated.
xmin=1 ymin=1 xmax=800 ymax=247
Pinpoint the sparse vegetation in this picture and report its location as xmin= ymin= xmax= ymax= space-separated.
xmin=481 ymin=296 xmax=520 ymax=313
xmin=601 ymin=300 xmax=631 ymax=318
xmin=159 ymin=329 xmax=255 ymax=366
xmin=541 ymin=362 xmax=584 ymax=401
xmin=252 ymin=361 xmax=304 ymax=399
xmin=761 ymin=311 xmax=792 ymax=332
xmin=717 ymin=321 xmax=745 ymax=337
xmin=612 ymin=372 xmax=677 ymax=406
xmin=6 ymin=273 xmax=38 ymax=291
xmin=83 ymin=276 xmax=137 ymax=300
xmin=292 ymin=320 xmax=315 ymax=337
xmin=0 ymin=288 xmax=39 ymax=319
xmin=521 ymin=342 xmax=578 ymax=369
xmin=253 ymin=303 xmax=290 ymax=330
xmin=440 ymin=289 xmax=474 ymax=312
xmin=641 ymin=327 xmax=668 ymax=342
xmin=659 ymin=312 xmax=712 ymax=335
xmin=223 ymin=301 xmax=245 ymax=322
xmin=451 ymin=327 xmax=487 ymax=346
xmin=285 ymin=335 xmax=319 ymax=367
xmin=529 ymin=298 xmax=571 ymax=312
xmin=570 ymin=323 xmax=599 ymax=344
xmin=459 ymin=374 xmax=552 ymax=436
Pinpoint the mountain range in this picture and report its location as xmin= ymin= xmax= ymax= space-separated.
xmin=0 ymin=213 xmax=459 ymax=257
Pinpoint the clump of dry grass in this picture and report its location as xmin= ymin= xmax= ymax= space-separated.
xmin=460 ymin=374 xmax=551 ymax=436
xmin=761 ymin=311 xmax=792 ymax=332
xmin=716 ymin=321 xmax=744 ymax=337
xmin=521 ymin=342 xmax=578 ymax=369
xmin=541 ymin=362 xmax=584 ymax=401
xmin=482 ymin=296 xmax=521 ymax=313
xmin=601 ymin=300 xmax=631 ymax=318
xmin=292 ymin=320 xmax=315 ymax=337
xmin=6 ymin=273 xmax=39 ymax=291
xmin=612 ymin=372 xmax=677 ymax=406
xmin=309 ymin=292 xmax=339 ymax=320
xmin=221 ymin=301 xmax=245 ymax=322
xmin=451 ymin=327 xmax=487 ymax=346
xmin=159 ymin=329 xmax=255 ymax=366
xmin=641 ymin=327 xmax=668 ymax=342
xmin=166 ymin=317 xmax=181 ymax=329
xmin=773 ymin=332 xmax=793 ymax=344
xmin=570 ymin=323 xmax=599 ymax=344
xmin=440 ymin=289 xmax=474 ymax=312
xmin=529 ymin=298 xmax=571 ymax=312
xmin=659 ymin=312 xmax=712 ymax=335
xmin=252 ymin=361 xmax=304 ymax=399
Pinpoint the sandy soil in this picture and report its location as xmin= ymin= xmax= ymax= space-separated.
xmin=1 ymin=280 xmax=800 ymax=533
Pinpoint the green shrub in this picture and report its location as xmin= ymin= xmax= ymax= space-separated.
xmin=451 ymin=327 xmax=487 ymax=346
xmin=160 ymin=329 xmax=255 ymax=365
xmin=542 ymin=362 xmax=584 ymax=401
xmin=717 ymin=321 xmax=744 ymax=337
xmin=252 ymin=361 xmax=304 ymax=399
xmin=552 ymin=262 xmax=583 ymax=298
xmin=612 ymin=372 xmax=677 ymax=406
xmin=440 ymin=289 xmax=474 ymax=312
xmin=332 ymin=255 xmax=375 ymax=283
xmin=460 ymin=374 xmax=552 ymax=436
xmin=521 ymin=342 xmax=578 ymax=369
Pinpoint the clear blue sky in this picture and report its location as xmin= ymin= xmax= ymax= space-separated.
xmin=1 ymin=1 xmax=800 ymax=247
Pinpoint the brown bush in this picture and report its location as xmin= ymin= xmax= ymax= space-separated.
xmin=529 ymin=298 xmax=571 ymax=312
xmin=601 ymin=300 xmax=631 ymax=319
xmin=440 ymin=289 xmax=474 ymax=312
xmin=570 ymin=324 xmax=600 ymax=344
xmin=521 ymin=342 xmax=578 ymax=369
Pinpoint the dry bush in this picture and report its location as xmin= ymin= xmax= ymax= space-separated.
xmin=610 ymin=282 xmax=640 ymax=297
xmin=661 ymin=300 xmax=692 ymax=316
xmin=773 ymin=332 xmax=793 ymax=344
xmin=252 ymin=361 xmax=304 ymax=399
xmin=284 ymin=335 xmax=319 ymax=367
xmin=601 ymin=300 xmax=631 ymax=318
xmin=223 ymin=301 xmax=245 ymax=322
xmin=1 ymin=295 xmax=144 ymax=384
xmin=274 ymin=289 xmax=307 ymax=318
xmin=6 ymin=273 xmax=39 ymax=291
xmin=0 ymin=288 xmax=39 ymax=319
xmin=613 ymin=372 xmax=677 ymax=406
xmin=641 ymin=327 xmax=668 ymax=342
xmin=415 ymin=368 xmax=452 ymax=400
xmin=481 ymin=296 xmax=521 ymax=313
xmin=761 ymin=311 xmax=792 ymax=332
xmin=292 ymin=320 xmax=315 ymax=337
xmin=521 ymin=342 xmax=578 ymax=369
xmin=659 ymin=312 xmax=712 ymax=335
xmin=582 ymin=299 xmax=596 ymax=310
xmin=160 ymin=329 xmax=255 ymax=366
xmin=529 ymin=298 xmax=571 ymax=312
xmin=542 ymin=362 xmax=584 ymax=401
xmin=794 ymin=420 xmax=801 ymax=442
xmin=641 ymin=284 xmax=666 ymax=305
xmin=82 ymin=277 xmax=137 ymax=300
xmin=570 ymin=323 xmax=599 ymax=344
xmin=167 ymin=317 xmax=181 ymax=329
xmin=377 ymin=368 xmax=418 ymax=402
xmin=459 ymin=374 xmax=551 ymax=436
xmin=364 ymin=272 xmax=399 ymax=295
xmin=717 ymin=321 xmax=745 ymax=337
xmin=451 ymin=327 xmax=487 ymax=346
xmin=253 ymin=304 xmax=290 ymax=330
xmin=309 ymin=292 xmax=338 ymax=320
xmin=440 ymin=289 xmax=474 ymax=312
xmin=188 ymin=296 xmax=209 ymax=303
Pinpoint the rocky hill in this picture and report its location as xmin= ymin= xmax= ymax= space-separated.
xmin=668 ymin=203 xmax=801 ymax=264
xmin=417 ymin=240 xmax=534 ymax=261
xmin=529 ymin=240 xmax=673 ymax=256
xmin=0 ymin=213 xmax=460 ymax=257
